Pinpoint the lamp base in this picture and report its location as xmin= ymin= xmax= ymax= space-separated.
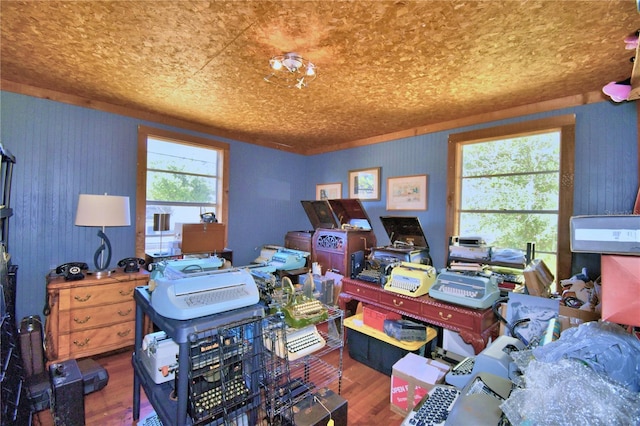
xmin=87 ymin=269 xmax=116 ymax=279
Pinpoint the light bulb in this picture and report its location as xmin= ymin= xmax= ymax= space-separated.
xmin=270 ymin=59 xmax=283 ymax=71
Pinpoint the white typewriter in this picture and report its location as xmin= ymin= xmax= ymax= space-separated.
xmin=150 ymin=267 xmax=260 ymax=320
xmin=263 ymin=324 xmax=326 ymax=361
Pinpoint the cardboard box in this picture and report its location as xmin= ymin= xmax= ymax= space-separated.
xmin=390 ymin=353 xmax=450 ymax=416
xmin=363 ymin=304 xmax=401 ymax=332
xmin=558 ymin=305 xmax=600 ymax=323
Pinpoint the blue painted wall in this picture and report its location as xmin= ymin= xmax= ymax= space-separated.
xmin=0 ymin=91 xmax=637 ymax=322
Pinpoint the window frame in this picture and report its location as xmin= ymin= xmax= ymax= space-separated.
xmin=446 ymin=115 xmax=575 ymax=284
xmin=135 ymin=125 xmax=230 ymax=258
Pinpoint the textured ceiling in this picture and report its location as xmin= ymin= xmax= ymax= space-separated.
xmin=1 ymin=1 xmax=638 ymax=154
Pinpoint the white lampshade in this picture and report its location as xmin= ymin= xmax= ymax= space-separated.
xmin=75 ymin=194 xmax=131 ymax=227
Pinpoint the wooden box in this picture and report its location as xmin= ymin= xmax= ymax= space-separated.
xmin=176 ymin=222 xmax=225 ymax=254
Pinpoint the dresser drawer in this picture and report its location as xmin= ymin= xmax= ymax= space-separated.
xmin=379 ymin=292 xmax=423 ymax=314
xmin=58 ymin=281 xmax=137 ymax=311
xmin=343 ymin=280 xmax=380 ymax=303
xmin=58 ymin=300 xmax=135 ymax=333
xmin=421 ymin=302 xmax=475 ymax=329
xmin=57 ymin=321 xmax=135 ymax=360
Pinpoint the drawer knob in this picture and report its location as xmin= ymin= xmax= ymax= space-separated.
xmin=438 ymin=311 xmax=452 ymax=321
xmin=73 ymin=316 xmax=91 ymax=324
xmin=74 ymin=294 xmax=91 ymax=302
xmin=117 ymin=329 xmax=131 ymax=338
xmin=73 ymin=338 xmax=90 ymax=347
xmin=393 ymin=299 xmax=403 ymax=307
xmin=119 ymin=288 xmax=133 ymax=297
xmin=118 ymin=308 xmax=132 ymax=317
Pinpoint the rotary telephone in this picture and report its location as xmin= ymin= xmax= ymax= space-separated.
xmin=200 ymin=211 xmax=217 ymax=223
xmin=55 ymin=262 xmax=89 ymax=281
xmin=118 ymin=257 xmax=146 ymax=273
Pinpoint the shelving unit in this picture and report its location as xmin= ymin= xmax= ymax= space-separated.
xmin=281 ymin=306 xmax=343 ymax=398
xmin=0 ymin=147 xmax=27 ymax=426
xmin=132 ymin=287 xmax=344 ymax=426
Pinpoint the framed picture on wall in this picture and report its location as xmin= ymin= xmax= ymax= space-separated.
xmin=348 ymin=167 xmax=381 ymax=200
xmin=316 ymin=182 xmax=342 ymax=200
xmin=387 ymin=174 xmax=428 ymax=210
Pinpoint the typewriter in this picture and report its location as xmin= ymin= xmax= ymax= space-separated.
xmin=402 ymin=372 xmax=514 ymax=426
xmin=149 ymin=266 xmax=260 ymax=320
xmin=264 ymin=324 xmax=326 ymax=361
xmin=280 ymin=277 xmax=328 ymax=328
xmin=429 ymin=269 xmax=500 ymax=310
xmin=351 ymin=250 xmax=390 ymax=285
xmin=445 ymin=335 xmax=524 ymax=389
xmin=384 ymin=262 xmax=436 ymax=297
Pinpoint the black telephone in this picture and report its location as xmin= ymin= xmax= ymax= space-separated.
xmin=118 ymin=257 xmax=145 ymax=273
xmin=55 ymin=262 xmax=89 ymax=281
xmin=200 ymin=212 xmax=217 ymax=223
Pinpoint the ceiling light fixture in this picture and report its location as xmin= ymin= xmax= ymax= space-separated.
xmin=264 ymin=52 xmax=317 ymax=89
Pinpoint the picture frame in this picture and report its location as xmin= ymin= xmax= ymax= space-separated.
xmin=316 ymin=182 xmax=343 ymax=200
xmin=348 ymin=167 xmax=381 ymax=200
xmin=387 ymin=174 xmax=428 ymax=210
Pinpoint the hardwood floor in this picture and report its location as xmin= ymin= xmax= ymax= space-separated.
xmin=32 ymin=345 xmax=406 ymax=426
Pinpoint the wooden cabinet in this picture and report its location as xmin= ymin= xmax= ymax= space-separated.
xmin=45 ymin=270 xmax=149 ymax=364
xmin=312 ymin=229 xmax=376 ymax=276
xmin=284 ymin=230 xmax=314 ymax=253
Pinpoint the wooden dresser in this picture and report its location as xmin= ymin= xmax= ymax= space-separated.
xmin=45 ymin=269 xmax=149 ymax=364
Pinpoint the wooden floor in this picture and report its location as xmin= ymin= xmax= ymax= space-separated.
xmin=32 ymin=345 xmax=406 ymax=426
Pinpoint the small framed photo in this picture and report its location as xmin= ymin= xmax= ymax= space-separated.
xmin=348 ymin=167 xmax=381 ymax=201
xmin=316 ymin=182 xmax=342 ymax=200
xmin=387 ymin=174 xmax=428 ymax=210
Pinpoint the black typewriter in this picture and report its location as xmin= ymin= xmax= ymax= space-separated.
xmin=351 ymin=250 xmax=389 ymax=285
xmin=356 ymin=268 xmax=387 ymax=285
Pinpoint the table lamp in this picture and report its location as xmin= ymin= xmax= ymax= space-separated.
xmin=75 ymin=193 xmax=131 ymax=277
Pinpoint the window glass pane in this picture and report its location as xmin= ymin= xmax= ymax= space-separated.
xmin=144 ymin=136 xmax=222 ymax=255
xmin=461 ymin=173 xmax=559 ymax=210
xmin=148 ymin=138 xmax=218 ymax=175
xmin=459 ymin=212 xmax=558 ymax=253
xmin=462 ymin=133 xmax=560 ymax=176
xmin=147 ymin=170 xmax=218 ymax=203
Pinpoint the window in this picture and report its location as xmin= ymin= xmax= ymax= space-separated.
xmin=135 ymin=126 xmax=229 ymax=258
xmin=446 ymin=116 xmax=575 ymax=283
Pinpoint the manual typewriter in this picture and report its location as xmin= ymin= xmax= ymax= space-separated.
xmin=350 ymin=250 xmax=390 ymax=285
xmin=280 ymin=276 xmax=328 ymax=328
xmin=384 ymin=261 xmax=436 ymax=297
xmin=263 ymin=323 xmax=326 ymax=361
